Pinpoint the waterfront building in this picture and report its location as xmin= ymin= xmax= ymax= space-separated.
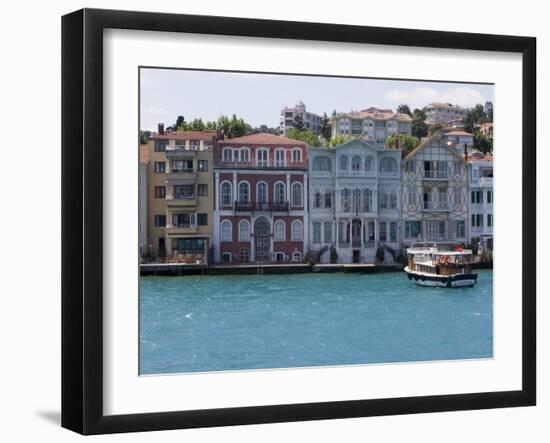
xmin=468 ymin=153 xmax=493 ymax=249
xmin=330 ymin=107 xmax=412 ymax=147
xmin=441 ymin=129 xmax=474 ymax=156
xmin=279 ymin=101 xmax=321 ymax=135
xmin=146 ymin=126 xmax=218 ymax=263
xmin=425 ymin=102 xmax=466 ymax=124
xmin=308 ymin=139 xmax=402 ymax=264
xmin=139 ymin=144 xmax=149 ymax=258
xmin=213 ymin=133 xmax=308 ymax=263
xmin=401 ymin=135 xmax=469 ymax=247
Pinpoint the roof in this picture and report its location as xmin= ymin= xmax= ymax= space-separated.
xmin=427 ymin=102 xmax=465 ymax=110
xmin=404 ymin=134 xmax=465 ymax=162
xmin=333 ymin=108 xmax=413 ymax=122
xmin=150 ymin=130 xmax=218 ymax=141
xmin=218 ymin=132 xmax=306 ymax=146
xmin=139 ymin=144 xmax=149 ymax=164
xmin=444 ymin=130 xmax=473 ymax=137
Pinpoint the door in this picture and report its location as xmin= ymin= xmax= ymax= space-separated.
xmin=353 ymin=250 xmax=360 ymax=263
xmin=254 ymin=217 xmax=271 ymax=262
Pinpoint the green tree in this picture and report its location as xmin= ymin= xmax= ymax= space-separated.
xmin=327 ymin=134 xmax=352 ymax=147
xmin=292 ymin=114 xmax=305 ymax=131
xmin=463 ymin=104 xmax=486 ymax=133
xmin=230 ymin=114 xmax=247 ymax=137
xmin=411 ymin=108 xmax=428 ymax=139
xmin=320 ymin=112 xmax=331 ymax=140
xmin=286 ymin=127 xmax=321 ymax=146
xmin=139 ymin=130 xmax=150 ymax=144
xmin=397 ymin=104 xmax=412 ymax=116
xmin=190 ymin=118 xmax=205 ymax=131
xmin=205 ymin=121 xmax=217 ymax=130
xmin=474 ymin=132 xmax=493 ymax=154
xmin=385 ymin=134 xmax=420 ymax=152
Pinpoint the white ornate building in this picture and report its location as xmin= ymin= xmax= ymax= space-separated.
xmin=308 ymin=139 xmax=401 ymax=263
xmin=468 ymin=154 xmax=493 ymax=249
xmin=401 ymin=135 xmax=469 ymax=247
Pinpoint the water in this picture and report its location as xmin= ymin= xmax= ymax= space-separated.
xmin=140 ymin=270 xmax=493 ymax=375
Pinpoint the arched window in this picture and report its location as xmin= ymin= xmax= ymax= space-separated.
xmin=220 ymin=181 xmax=232 ymax=207
xmin=238 ymin=181 xmax=250 ymax=203
xmin=257 ymin=181 xmax=268 ymax=204
xmin=379 ymin=157 xmax=398 ymax=174
xmin=221 ymin=220 xmax=232 ymax=242
xmin=238 ymin=219 xmax=250 ymax=242
xmin=274 ymin=182 xmax=285 ymax=204
xmin=257 ymin=148 xmax=268 ymax=167
xmin=274 ymin=220 xmax=285 ymax=241
xmin=222 ymin=252 xmax=232 ymax=263
xmin=292 ymin=148 xmax=302 ymax=164
xmin=275 ymin=148 xmax=286 ymax=167
xmin=352 ymin=155 xmax=362 ymax=173
xmin=339 ymin=155 xmax=349 ymax=171
xmin=364 ymin=157 xmax=374 ymax=172
xmin=291 ymin=182 xmax=303 ymax=207
xmin=312 ymin=156 xmax=332 ymax=172
xmin=292 ymin=220 xmax=303 ymax=241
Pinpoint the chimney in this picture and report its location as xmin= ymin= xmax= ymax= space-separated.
xmin=463 ymin=143 xmax=468 ymax=162
xmin=158 ymin=123 xmax=164 ymax=135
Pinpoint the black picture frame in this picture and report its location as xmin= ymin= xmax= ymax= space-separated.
xmin=62 ymin=8 xmax=536 ymax=435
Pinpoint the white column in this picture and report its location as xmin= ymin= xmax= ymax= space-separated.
xmin=336 ymin=218 xmax=340 ymax=248
xmin=214 ymin=171 xmax=220 ymax=210
xmin=286 ymin=172 xmax=291 ymax=204
xmin=232 ymin=172 xmax=237 ymax=208
xmin=303 ymin=173 xmax=309 ymax=254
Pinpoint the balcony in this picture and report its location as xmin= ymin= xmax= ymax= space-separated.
xmin=165 ymin=148 xmax=197 ymax=158
xmin=234 ymin=201 xmax=289 ymax=212
xmin=423 ymin=171 xmax=448 ymax=180
xmin=166 ymin=196 xmax=197 ymax=208
xmin=478 ymin=177 xmax=493 ymax=187
xmin=215 ymin=161 xmax=308 ymax=170
xmin=166 ymin=225 xmax=198 ymax=235
xmin=166 ymin=170 xmax=196 ymax=183
xmin=423 ymin=201 xmax=450 ymax=211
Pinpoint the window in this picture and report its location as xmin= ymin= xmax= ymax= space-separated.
xmin=379 ymin=222 xmax=387 ymax=241
xmin=292 ymin=220 xmax=303 ymax=241
xmin=379 ymin=158 xmax=397 ymax=174
xmin=365 ymin=157 xmax=374 ymax=173
xmin=352 ymin=155 xmax=362 ymax=173
xmin=222 ymin=148 xmax=233 ymax=162
xmin=324 ymin=222 xmax=332 ymax=243
xmin=291 ymin=182 xmax=303 ymax=207
xmin=274 ymin=182 xmax=285 ymax=204
xmin=197 ymin=213 xmax=208 ymax=226
xmin=324 ymin=191 xmax=332 ymax=208
xmin=341 ymin=188 xmax=351 ymax=212
xmin=275 ymin=149 xmax=286 ymax=167
xmin=257 ymin=182 xmax=268 ymax=204
xmin=471 ymin=190 xmax=483 ymax=204
xmin=471 ymin=213 xmax=484 ymax=227
xmin=171 ymin=159 xmax=193 ymax=173
xmin=313 ymin=222 xmax=321 ymax=243
xmin=154 ymin=161 xmax=166 ymax=173
xmin=239 ymin=219 xmax=251 ymax=241
xmin=389 ymin=190 xmax=397 ymax=209
xmin=221 ymin=182 xmax=232 ymax=207
xmin=274 ymin=220 xmax=285 ymax=241
xmin=198 ymin=184 xmax=208 ymax=196
xmin=292 ymin=149 xmax=302 ymax=163
xmin=292 ymin=251 xmax=303 ymax=262
xmin=174 ymin=238 xmax=204 ymax=253
xmin=257 ymin=148 xmax=268 ymax=167
xmin=339 ymin=156 xmax=349 ymax=172
xmin=456 ymin=220 xmax=466 ymax=237
xmin=405 ymin=221 xmax=421 ymax=238
xmin=222 ymin=252 xmax=232 ymax=263
xmin=487 ymin=214 xmax=493 ymax=227
xmin=312 ymin=156 xmax=331 ymax=172
xmin=154 ymin=215 xmax=166 ymax=227
xmin=172 ymin=213 xmax=196 ymax=228
xmin=221 ymin=220 xmax=232 ymax=242
xmin=198 ymin=160 xmax=208 ymax=171
xmin=155 ymin=140 xmax=167 ymax=152
xmin=239 ymin=148 xmax=249 ymax=163
xmin=173 ymin=185 xmax=194 ymax=199
xmin=238 ymin=182 xmax=250 ymax=203
xmin=314 ymin=191 xmax=321 ymax=208
xmin=363 ymin=188 xmax=373 ymax=212
xmin=407 ymin=186 xmax=417 ymax=206
xmin=389 ymin=222 xmax=398 ymax=242
xmin=275 ymin=252 xmax=285 ymax=262
xmin=239 ymin=248 xmax=250 ymax=263
xmin=154 ymin=186 xmax=166 ymax=198
xmin=487 ymin=190 xmax=493 ymax=204
xmin=424 ymin=161 xmax=447 ymax=179
xmin=405 ymin=160 xmax=414 ymax=173
xmin=379 ymin=191 xmax=388 ymax=210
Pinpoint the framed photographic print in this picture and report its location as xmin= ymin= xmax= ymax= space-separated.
xmin=61 ymin=8 xmax=536 ymax=435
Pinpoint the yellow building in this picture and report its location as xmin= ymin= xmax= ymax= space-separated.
xmin=145 ymin=128 xmax=218 ymax=264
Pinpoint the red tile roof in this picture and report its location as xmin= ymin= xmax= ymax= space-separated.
xmin=444 ymin=130 xmax=473 ymax=136
xmin=150 ymin=130 xmax=218 ymax=141
xmin=218 ymin=133 xmax=306 ymax=146
xmin=139 ymin=144 xmax=149 ymax=164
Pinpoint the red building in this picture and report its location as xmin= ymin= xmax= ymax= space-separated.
xmin=213 ymin=133 xmax=308 ymax=264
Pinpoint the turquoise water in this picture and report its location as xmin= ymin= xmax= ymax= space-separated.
xmin=140 ymin=270 xmax=493 ymax=375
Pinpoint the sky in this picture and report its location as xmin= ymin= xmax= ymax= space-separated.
xmin=140 ymin=68 xmax=494 ymax=132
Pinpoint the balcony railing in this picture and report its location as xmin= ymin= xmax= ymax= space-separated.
xmin=216 ymin=161 xmax=308 ymax=169
xmin=234 ymin=201 xmax=289 ymax=212
xmin=423 ymin=170 xmax=448 ymax=180
xmin=423 ymin=201 xmax=449 ymax=210
xmin=425 ymin=232 xmax=463 ymax=242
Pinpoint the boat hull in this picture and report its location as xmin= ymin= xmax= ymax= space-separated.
xmin=404 ymin=267 xmax=478 ymax=288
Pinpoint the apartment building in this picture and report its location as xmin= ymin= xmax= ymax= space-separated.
xmin=145 ymin=126 xmax=219 ymax=263
xmin=425 ymin=102 xmax=466 ymax=124
xmin=280 ymin=101 xmax=321 ymax=135
xmin=331 ymin=107 xmax=412 ymax=147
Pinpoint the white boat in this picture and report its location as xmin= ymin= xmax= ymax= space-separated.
xmin=404 ymin=245 xmax=478 ymax=288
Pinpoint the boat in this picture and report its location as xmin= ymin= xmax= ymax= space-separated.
xmin=404 ymin=245 xmax=478 ymax=288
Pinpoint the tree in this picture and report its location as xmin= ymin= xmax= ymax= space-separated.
xmin=397 ymin=104 xmax=412 ymax=116
xmin=320 ymin=112 xmax=331 ymax=140
xmin=286 ymin=127 xmax=321 ymax=146
xmin=385 ymin=134 xmax=420 ymax=152
xmin=463 ymin=104 xmax=486 ymax=133
xmin=230 ymin=114 xmax=247 ymax=137
xmin=327 ymin=134 xmax=352 ymax=147
xmin=292 ymin=114 xmax=305 ymax=131
xmin=411 ymin=108 xmax=428 ymax=139
xmin=205 ymin=121 xmax=217 ymax=130
xmin=485 ymin=101 xmax=493 ymax=121
xmin=139 ymin=130 xmax=150 ymax=144
xmin=190 ymin=118 xmax=205 ymax=131
xmin=428 ymin=123 xmax=444 ymax=135
xmin=474 ymin=132 xmax=493 ymax=155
